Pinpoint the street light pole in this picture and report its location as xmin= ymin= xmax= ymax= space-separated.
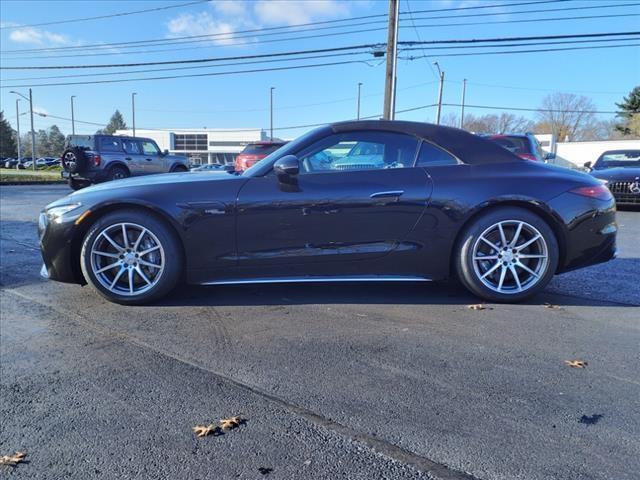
xmin=434 ymin=62 xmax=444 ymax=125
xmin=382 ymin=0 xmax=399 ymax=120
xmin=131 ymin=92 xmax=137 ymax=137
xmin=270 ymin=87 xmax=274 ymax=140
xmin=71 ymin=95 xmax=76 ymax=135
xmin=15 ymin=99 xmax=21 ymax=166
xmin=9 ymin=89 xmax=36 ymax=168
xmin=459 ymin=79 xmax=467 ymax=129
xmin=357 ymin=82 xmax=363 ymax=120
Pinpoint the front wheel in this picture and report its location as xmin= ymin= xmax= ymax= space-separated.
xmin=454 ymin=207 xmax=559 ymax=303
xmin=80 ymin=210 xmax=182 ymax=305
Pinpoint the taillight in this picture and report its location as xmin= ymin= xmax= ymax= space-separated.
xmin=569 ymin=185 xmax=613 ymax=201
xmin=93 ymin=154 xmax=101 ymax=166
xmin=518 ymin=153 xmax=537 ymax=161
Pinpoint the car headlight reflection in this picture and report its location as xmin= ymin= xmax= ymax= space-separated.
xmin=45 ymin=203 xmax=82 ymax=223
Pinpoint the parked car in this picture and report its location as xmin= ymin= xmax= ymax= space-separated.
xmin=484 ymin=133 xmax=555 ymax=163
xmin=60 ymin=134 xmax=189 ymax=190
xmin=235 ymin=141 xmax=287 ymax=171
xmin=3 ymin=158 xmax=17 ymax=168
xmin=39 ymin=120 xmax=617 ymax=305
xmin=585 ymin=149 xmax=640 ymax=205
xmin=190 ymin=163 xmax=230 ymax=172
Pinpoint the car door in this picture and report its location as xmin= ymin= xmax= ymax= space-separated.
xmin=139 ymin=139 xmax=165 ymax=174
xmin=121 ymin=138 xmax=145 ymax=175
xmin=235 ymin=130 xmax=433 ymax=274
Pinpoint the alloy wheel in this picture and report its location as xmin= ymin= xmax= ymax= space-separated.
xmin=471 ymin=220 xmax=549 ymax=295
xmin=90 ymin=222 xmax=165 ymax=296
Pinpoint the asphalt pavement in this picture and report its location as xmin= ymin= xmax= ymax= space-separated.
xmin=1 ymin=184 xmax=638 ymax=480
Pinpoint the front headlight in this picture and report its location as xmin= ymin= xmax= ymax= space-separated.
xmin=45 ymin=203 xmax=82 ymax=222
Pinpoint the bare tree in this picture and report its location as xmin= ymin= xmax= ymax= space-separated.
xmin=536 ymin=93 xmax=597 ymax=141
xmin=458 ymin=113 xmax=533 ymax=134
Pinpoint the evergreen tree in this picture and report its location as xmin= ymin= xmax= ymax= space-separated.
xmin=616 ymin=86 xmax=640 ymax=135
xmin=0 ymin=111 xmax=18 ymax=158
xmin=104 ymin=110 xmax=127 ymax=134
xmin=36 ymin=129 xmax=51 ymax=156
xmin=48 ymin=125 xmax=66 ymax=156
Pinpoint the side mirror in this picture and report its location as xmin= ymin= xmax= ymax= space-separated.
xmin=583 ymin=161 xmax=592 ymax=171
xmin=163 ymin=149 xmax=169 ymax=156
xmin=544 ymin=152 xmax=556 ymax=161
xmin=274 ymin=155 xmax=299 ymax=182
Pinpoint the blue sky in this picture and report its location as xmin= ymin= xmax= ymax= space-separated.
xmin=1 ymin=0 xmax=639 ymax=138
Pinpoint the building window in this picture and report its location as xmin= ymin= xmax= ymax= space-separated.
xmin=174 ymin=134 xmax=207 ymax=151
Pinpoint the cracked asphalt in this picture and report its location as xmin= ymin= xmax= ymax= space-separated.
xmin=1 ymin=184 xmax=639 ymax=480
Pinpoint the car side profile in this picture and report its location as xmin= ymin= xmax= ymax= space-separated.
xmin=61 ymin=134 xmax=189 ymax=190
xmin=39 ymin=121 xmax=617 ymax=305
xmin=484 ymin=133 xmax=555 ymax=163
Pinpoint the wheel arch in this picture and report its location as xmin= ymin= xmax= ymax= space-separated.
xmin=449 ymin=199 xmax=568 ymax=278
xmin=169 ymin=162 xmax=188 ymax=172
xmin=105 ymin=161 xmax=131 ymax=175
xmin=69 ymin=202 xmax=186 ymax=284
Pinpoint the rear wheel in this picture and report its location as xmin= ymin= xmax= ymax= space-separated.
xmin=68 ymin=177 xmax=91 ymax=191
xmin=171 ymin=165 xmax=188 ymax=173
xmin=107 ymin=165 xmax=129 ymax=181
xmin=80 ymin=210 xmax=182 ymax=305
xmin=454 ymin=207 xmax=558 ymax=303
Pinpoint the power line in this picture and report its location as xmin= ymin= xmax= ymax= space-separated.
xmin=440 ymin=103 xmax=619 ymax=114
xmin=0 ymin=0 xmax=568 ymax=54
xmin=0 ymin=1 xmax=210 ymax=30
xmin=404 ymin=0 xmax=438 ymax=80
xmin=399 ymin=31 xmax=640 ymax=46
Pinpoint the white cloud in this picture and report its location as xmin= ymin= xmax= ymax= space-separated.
xmin=212 ymin=0 xmax=250 ymax=17
xmin=253 ymin=0 xmax=349 ymax=25
xmin=9 ymin=27 xmax=70 ymax=46
xmin=167 ymin=12 xmax=246 ymax=46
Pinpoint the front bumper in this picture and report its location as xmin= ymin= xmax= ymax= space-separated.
xmin=39 ymin=211 xmax=85 ymax=284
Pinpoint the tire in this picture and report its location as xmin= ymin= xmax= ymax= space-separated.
xmin=61 ymin=147 xmax=87 ymax=173
xmin=80 ymin=210 xmax=182 ymax=305
xmin=68 ymin=178 xmax=91 ymax=191
xmin=454 ymin=207 xmax=559 ymax=303
xmin=107 ymin=165 xmax=130 ymax=181
xmin=171 ymin=165 xmax=188 ymax=173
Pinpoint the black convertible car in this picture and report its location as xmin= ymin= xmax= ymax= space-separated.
xmin=585 ymin=149 xmax=640 ymax=206
xmin=39 ymin=121 xmax=617 ymax=305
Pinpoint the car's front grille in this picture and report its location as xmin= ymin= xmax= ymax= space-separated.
xmin=608 ymin=181 xmax=640 ymax=204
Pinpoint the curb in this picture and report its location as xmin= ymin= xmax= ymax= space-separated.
xmin=1 ymin=181 xmax=67 ymax=186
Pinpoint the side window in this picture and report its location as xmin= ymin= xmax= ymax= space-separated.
xmin=99 ymin=137 xmax=122 ymax=153
xmin=416 ymin=141 xmax=458 ymax=167
xmin=298 ymin=131 xmax=419 ymax=174
xmin=141 ymin=140 xmax=160 ymax=156
xmin=122 ymin=139 xmax=141 ymax=155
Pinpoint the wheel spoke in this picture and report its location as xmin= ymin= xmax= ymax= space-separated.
xmin=515 ymin=261 xmax=539 ymax=278
xmin=92 ymin=250 xmax=120 ymax=259
xmin=95 ymin=261 xmax=120 ymax=274
xmin=139 ymin=245 xmax=160 ymax=256
xmin=122 ymin=224 xmax=129 ymax=249
xmin=132 ymin=228 xmax=148 ymax=251
xmin=474 ymin=255 xmax=498 ymax=261
xmin=497 ymin=266 xmax=507 ymax=291
xmin=135 ymin=266 xmax=152 ymax=285
xmin=479 ymin=236 xmax=500 ymax=252
xmin=518 ymin=254 xmax=546 ymax=259
xmin=509 ymin=264 xmax=522 ymax=291
xmin=128 ymin=268 xmax=134 ymax=294
xmin=497 ymin=222 xmax=507 ymax=247
xmin=109 ymin=266 xmax=126 ymax=290
xmin=510 ymin=222 xmax=523 ymax=248
xmin=515 ymin=234 xmax=541 ymax=252
xmin=138 ymin=258 xmax=161 ymax=269
xmin=481 ymin=261 xmax=502 ymax=279
xmin=101 ymin=232 xmax=124 ymax=252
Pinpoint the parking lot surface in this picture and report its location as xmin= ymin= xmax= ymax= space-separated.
xmin=1 ymin=184 xmax=639 ymax=480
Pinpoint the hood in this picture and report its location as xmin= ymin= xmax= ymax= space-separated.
xmin=590 ymin=167 xmax=640 ymax=182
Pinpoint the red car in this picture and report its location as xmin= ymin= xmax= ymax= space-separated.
xmin=235 ymin=141 xmax=287 ymax=171
xmin=484 ymin=134 xmax=554 ymax=163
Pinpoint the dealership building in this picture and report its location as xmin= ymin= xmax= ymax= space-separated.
xmin=115 ymin=128 xmax=269 ymax=165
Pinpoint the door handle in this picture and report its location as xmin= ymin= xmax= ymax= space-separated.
xmin=125 ymin=157 xmax=132 ymax=161
xmin=145 ymin=158 xmax=153 ymax=161
xmin=370 ymin=190 xmax=404 ymax=199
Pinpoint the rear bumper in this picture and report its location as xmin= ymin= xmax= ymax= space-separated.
xmin=62 ymin=170 xmax=107 ymax=183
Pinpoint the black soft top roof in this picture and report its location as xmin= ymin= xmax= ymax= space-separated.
xmin=330 ymin=120 xmax=520 ymax=164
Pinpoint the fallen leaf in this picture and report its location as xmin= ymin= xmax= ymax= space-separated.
xmin=0 ymin=451 xmax=26 ymax=466
xmin=544 ymin=303 xmax=561 ymax=309
xmin=258 ymin=467 xmax=273 ymax=475
xmin=565 ymin=360 xmax=588 ymax=368
xmin=192 ymin=424 xmax=220 ymax=438
xmin=219 ymin=416 xmax=242 ymax=430
xmin=468 ymin=304 xmax=491 ymax=310
xmin=579 ymin=414 xmax=603 ymax=425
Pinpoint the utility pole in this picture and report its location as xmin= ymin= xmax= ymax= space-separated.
xmin=434 ymin=62 xmax=444 ymax=125
xmin=382 ymin=0 xmax=399 ymax=120
xmin=71 ymin=96 xmax=76 ymax=135
xmin=270 ymin=87 xmax=275 ymax=140
xmin=15 ymin=99 xmax=21 ymax=165
xmin=357 ymin=82 xmax=363 ymax=120
xmin=459 ymin=79 xmax=467 ymax=129
xmin=131 ymin=92 xmax=137 ymax=137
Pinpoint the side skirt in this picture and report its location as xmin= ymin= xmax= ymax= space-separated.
xmin=199 ymin=275 xmax=432 ymax=286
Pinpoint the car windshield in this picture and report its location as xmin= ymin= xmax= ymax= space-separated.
xmin=594 ymin=150 xmax=640 ymax=169
xmin=487 ymin=135 xmax=532 ymax=155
